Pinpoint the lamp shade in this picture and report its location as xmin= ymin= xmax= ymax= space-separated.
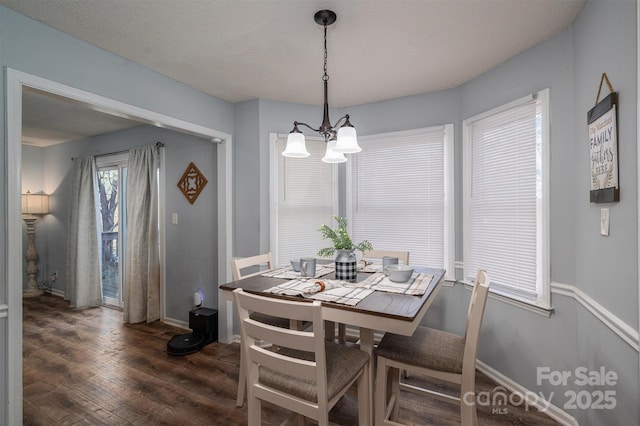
xmin=321 ymin=140 xmax=347 ymax=163
xmin=22 ymin=192 xmax=49 ymax=215
xmin=282 ymin=131 xmax=310 ymax=158
xmin=334 ymin=125 xmax=361 ymax=153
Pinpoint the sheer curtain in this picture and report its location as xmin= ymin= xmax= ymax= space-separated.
xmin=123 ymin=144 xmax=160 ymax=323
xmin=65 ymin=156 xmax=102 ymax=308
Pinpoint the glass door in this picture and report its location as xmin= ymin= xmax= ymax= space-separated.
xmin=96 ymin=154 xmax=128 ymax=308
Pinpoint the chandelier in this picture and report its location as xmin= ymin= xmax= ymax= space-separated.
xmin=282 ymin=10 xmax=361 ymax=164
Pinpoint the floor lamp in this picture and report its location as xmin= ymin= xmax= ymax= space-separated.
xmin=22 ymin=191 xmax=49 ymax=298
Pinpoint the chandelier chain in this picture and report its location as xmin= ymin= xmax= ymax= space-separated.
xmin=323 ymin=23 xmax=329 ymax=82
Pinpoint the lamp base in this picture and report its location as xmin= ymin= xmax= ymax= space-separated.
xmin=23 ymin=287 xmax=44 ymax=298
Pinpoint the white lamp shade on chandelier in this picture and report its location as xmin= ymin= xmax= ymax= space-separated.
xmin=282 ymin=131 xmax=310 ymax=158
xmin=321 ymin=140 xmax=347 ymax=163
xmin=334 ymin=125 xmax=361 ymax=153
xmin=22 ymin=191 xmax=50 ymax=216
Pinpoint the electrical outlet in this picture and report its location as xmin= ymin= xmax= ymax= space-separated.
xmin=51 ymin=271 xmax=58 ymax=282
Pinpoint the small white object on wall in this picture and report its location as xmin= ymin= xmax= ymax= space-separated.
xmin=600 ymin=208 xmax=610 ymax=236
xmin=193 ymin=291 xmax=203 ymax=307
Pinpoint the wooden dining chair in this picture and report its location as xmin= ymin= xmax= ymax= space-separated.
xmin=231 ymin=252 xmax=295 ymax=407
xmin=231 ymin=252 xmax=275 ymax=281
xmin=362 ymin=249 xmax=410 ymax=266
xmin=233 ymin=288 xmax=371 ymax=425
xmin=374 ymin=269 xmax=490 ymax=426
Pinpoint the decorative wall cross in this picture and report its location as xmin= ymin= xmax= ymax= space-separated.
xmin=177 ymin=162 xmax=208 ymax=204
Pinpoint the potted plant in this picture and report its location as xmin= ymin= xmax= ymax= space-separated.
xmin=317 ymin=216 xmax=372 ymax=281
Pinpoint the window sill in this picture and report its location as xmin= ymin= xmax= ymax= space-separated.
xmin=459 ymin=280 xmax=554 ymax=318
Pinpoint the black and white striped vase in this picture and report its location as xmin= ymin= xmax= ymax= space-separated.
xmin=335 ymin=249 xmax=357 ymax=282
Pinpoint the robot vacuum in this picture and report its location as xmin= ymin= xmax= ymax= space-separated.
xmin=167 ymin=332 xmax=205 ymax=355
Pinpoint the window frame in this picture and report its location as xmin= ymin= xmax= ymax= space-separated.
xmin=462 ymin=89 xmax=551 ymax=310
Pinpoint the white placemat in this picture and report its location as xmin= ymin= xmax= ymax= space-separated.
xmin=358 ymin=272 xmax=434 ymax=295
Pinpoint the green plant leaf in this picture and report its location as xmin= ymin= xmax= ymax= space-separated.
xmin=316 ymin=216 xmax=372 ymax=256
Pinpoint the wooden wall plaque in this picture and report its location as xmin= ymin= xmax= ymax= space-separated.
xmin=177 ymin=162 xmax=208 ymax=204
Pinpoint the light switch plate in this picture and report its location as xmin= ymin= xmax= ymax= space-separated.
xmin=600 ymin=208 xmax=609 ymax=236
xmin=172 ymin=212 xmax=179 ymax=225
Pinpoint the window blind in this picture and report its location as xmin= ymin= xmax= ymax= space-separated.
xmin=275 ymin=138 xmax=337 ymax=267
xmin=349 ymin=127 xmax=446 ymax=267
xmin=464 ymin=97 xmax=541 ymax=303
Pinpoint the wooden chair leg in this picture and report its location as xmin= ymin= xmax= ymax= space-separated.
xmin=324 ymin=320 xmax=336 ymax=342
xmin=318 ymin=406 xmax=330 ymax=426
xmin=460 ymin=401 xmax=477 ymax=426
xmin=247 ymin=394 xmax=261 ymax=425
xmin=389 ymin=366 xmax=401 ymax=422
xmin=338 ymin=323 xmax=346 ymax=343
xmin=294 ymin=414 xmax=305 ymax=426
xmin=236 ymin=347 xmax=246 ymax=407
xmin=357 ymin=367 xmax=370 ymax=426
xmin=460 ymin=374 xmax=478 ymax=426
xmin=374 ymin=356 xmax=388 ymax=426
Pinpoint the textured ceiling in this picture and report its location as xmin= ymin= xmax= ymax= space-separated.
xmin=2 ymin=0 xmax=585 ymax=146
xmin=22 ymin=88 xmax=143 ymax=147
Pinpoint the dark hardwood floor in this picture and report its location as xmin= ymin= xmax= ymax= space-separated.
xmin=23 ymin=294 xmax=560 ymax=425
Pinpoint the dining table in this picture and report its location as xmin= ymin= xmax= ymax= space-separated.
xmin=219 ymin=264 xmax=446 ymax=421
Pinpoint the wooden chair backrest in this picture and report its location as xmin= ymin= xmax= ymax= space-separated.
xmin=362 ymin=249 xmax=410 ymax=266
xmin=231 ymin=252 xmax=274 ymax=280
xmin=461 ymin=269 xmax=490 ymax=377
xmin=233 ymin=289 xmax=330 ymax=415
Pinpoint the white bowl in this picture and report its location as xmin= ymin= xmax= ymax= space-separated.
xmin=384 ymin=264 xmax=414 ymax=283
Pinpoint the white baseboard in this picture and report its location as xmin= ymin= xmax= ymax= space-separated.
xmin=477 ymin=360 xmax=578 ymax=426
xmin=162 ymin=317 xmax=190 ymax=331
xmin=49 ymin=288 xmax=65 ymax=298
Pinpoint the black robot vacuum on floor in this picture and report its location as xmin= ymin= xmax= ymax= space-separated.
xmin=167 ymin=307 xmax=218 ymax=356
xmin=167 ymin=332 xmax=205 ymax=355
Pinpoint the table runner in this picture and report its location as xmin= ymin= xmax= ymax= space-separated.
xmin=260 ymin=265 xmax=335 ymax=279
xmin=263 ymin=278 xmax=373 ymax=306
xmin=357 ymin=261 xmax=384 ymax=273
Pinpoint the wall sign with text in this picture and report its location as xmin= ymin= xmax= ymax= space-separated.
xmin=588 ymin=91 xmax=619 ymax=203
